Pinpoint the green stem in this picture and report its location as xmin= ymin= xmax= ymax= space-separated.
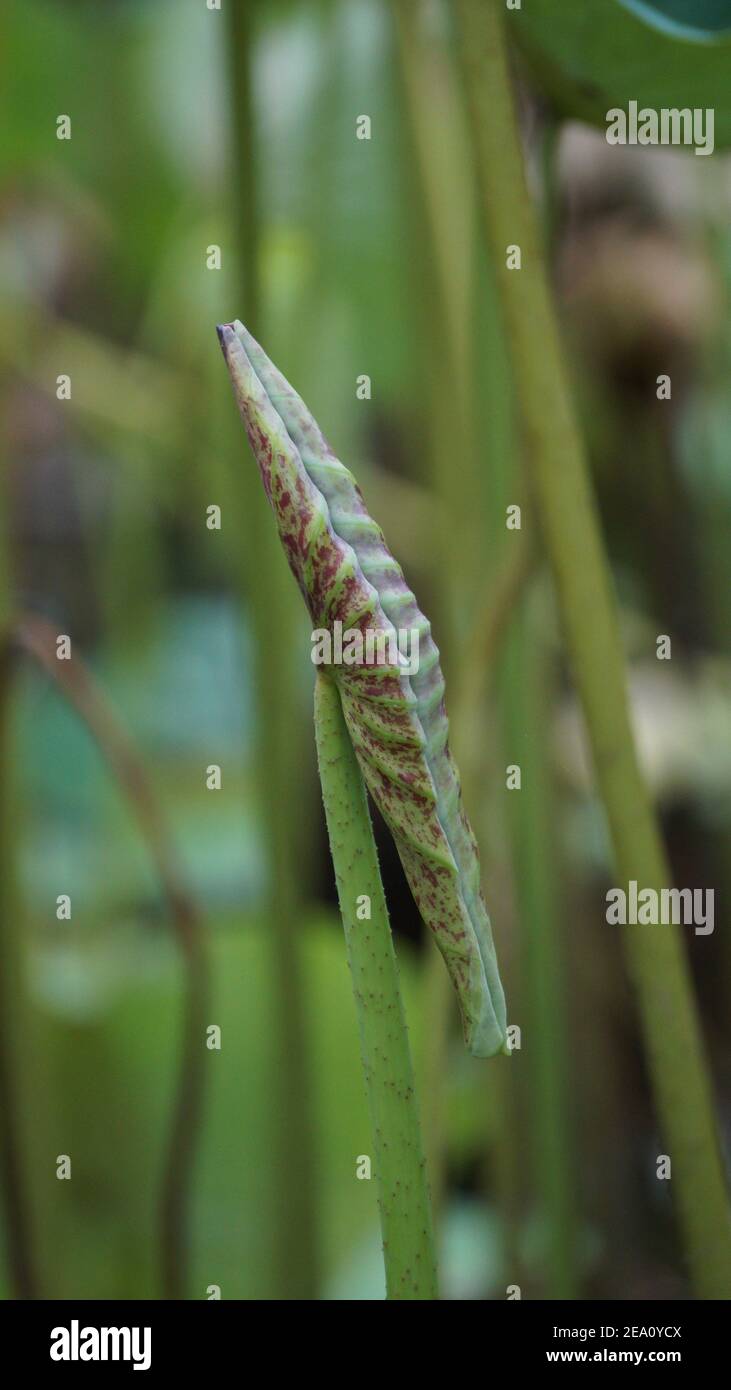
xmin=503 ymin=118 xmax=576 ymax=1300
xmin=314 ymin=672 xmax=438 ymax=1300
xmin=455 ymin=0 xmax=731 ymax=1297
xmin=501 ymin=585 xmax=577 ymax=1298
xmin=0 ymin=642 xmax=39 ymax=1298
xmin=454 ymin=525 xmax=533 ymax=725
xmin=0 ymin=440 xmax=39 ymax=1297
xmin=466 ymin=235 xmax=526 ymax=1291
xmin=226 ymin=2 xmax=319 ymax=1297
xmin=226 ymin=0 xmax=260 ymax=337
xmin=394 ymin=0 xmax=478 ymax=1222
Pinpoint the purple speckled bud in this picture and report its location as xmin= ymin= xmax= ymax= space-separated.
xmin=218 ymin=320 xmax=507 ymax=1057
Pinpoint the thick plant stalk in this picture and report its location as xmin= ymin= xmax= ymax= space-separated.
xmin=455 ymin=0 xmax=731 ymax=1296
xmin=218 ymin=319 xmax=508 ymax=1059
xmin=315 ymin=671 xmax=437 ymax=1298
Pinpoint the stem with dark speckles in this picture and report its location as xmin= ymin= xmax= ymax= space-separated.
xmin=314 ymin=671 xmax=438 ymax=1300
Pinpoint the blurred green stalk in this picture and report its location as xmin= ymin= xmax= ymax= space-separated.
xmin=455 ymin=0 xmax=731 ymax=1297
xmin=226 ymin=1 xmax=318 ymax=1298
xmin=501 ymin=587 xmax=577 ymax=1298
xmin=498 ymin=117 xmax=576 ymax=1298
xmin=314 ymin=672 xmax=438 ymax=1300
xmin=394 ymin=0 xmax=477 ymax=1220
xmin=0 ymin=484 xmax=38 ymax=1298
xmin=227 ymin=0 xmax=261 ymax=338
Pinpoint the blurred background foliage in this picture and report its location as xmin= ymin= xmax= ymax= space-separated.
xmin=0 ymin=0 xmax=729 ymax=1299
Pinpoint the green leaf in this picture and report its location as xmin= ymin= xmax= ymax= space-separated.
xmin=218 ymin=321 xmax=507 ymax=1058
xmin=512 ymin=0 xmax=731 ymax=148
xmin=618 ymin=0 xmax=731 ymax=39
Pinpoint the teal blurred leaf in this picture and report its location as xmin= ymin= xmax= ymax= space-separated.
xmin=617 ymin=0 xmax=731 ymax=39
xmin=513 ymin=0 xmax=731 ymax=148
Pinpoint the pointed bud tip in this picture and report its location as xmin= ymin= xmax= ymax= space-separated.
xmin=216 ymin=322 xmax=237 ymax=352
